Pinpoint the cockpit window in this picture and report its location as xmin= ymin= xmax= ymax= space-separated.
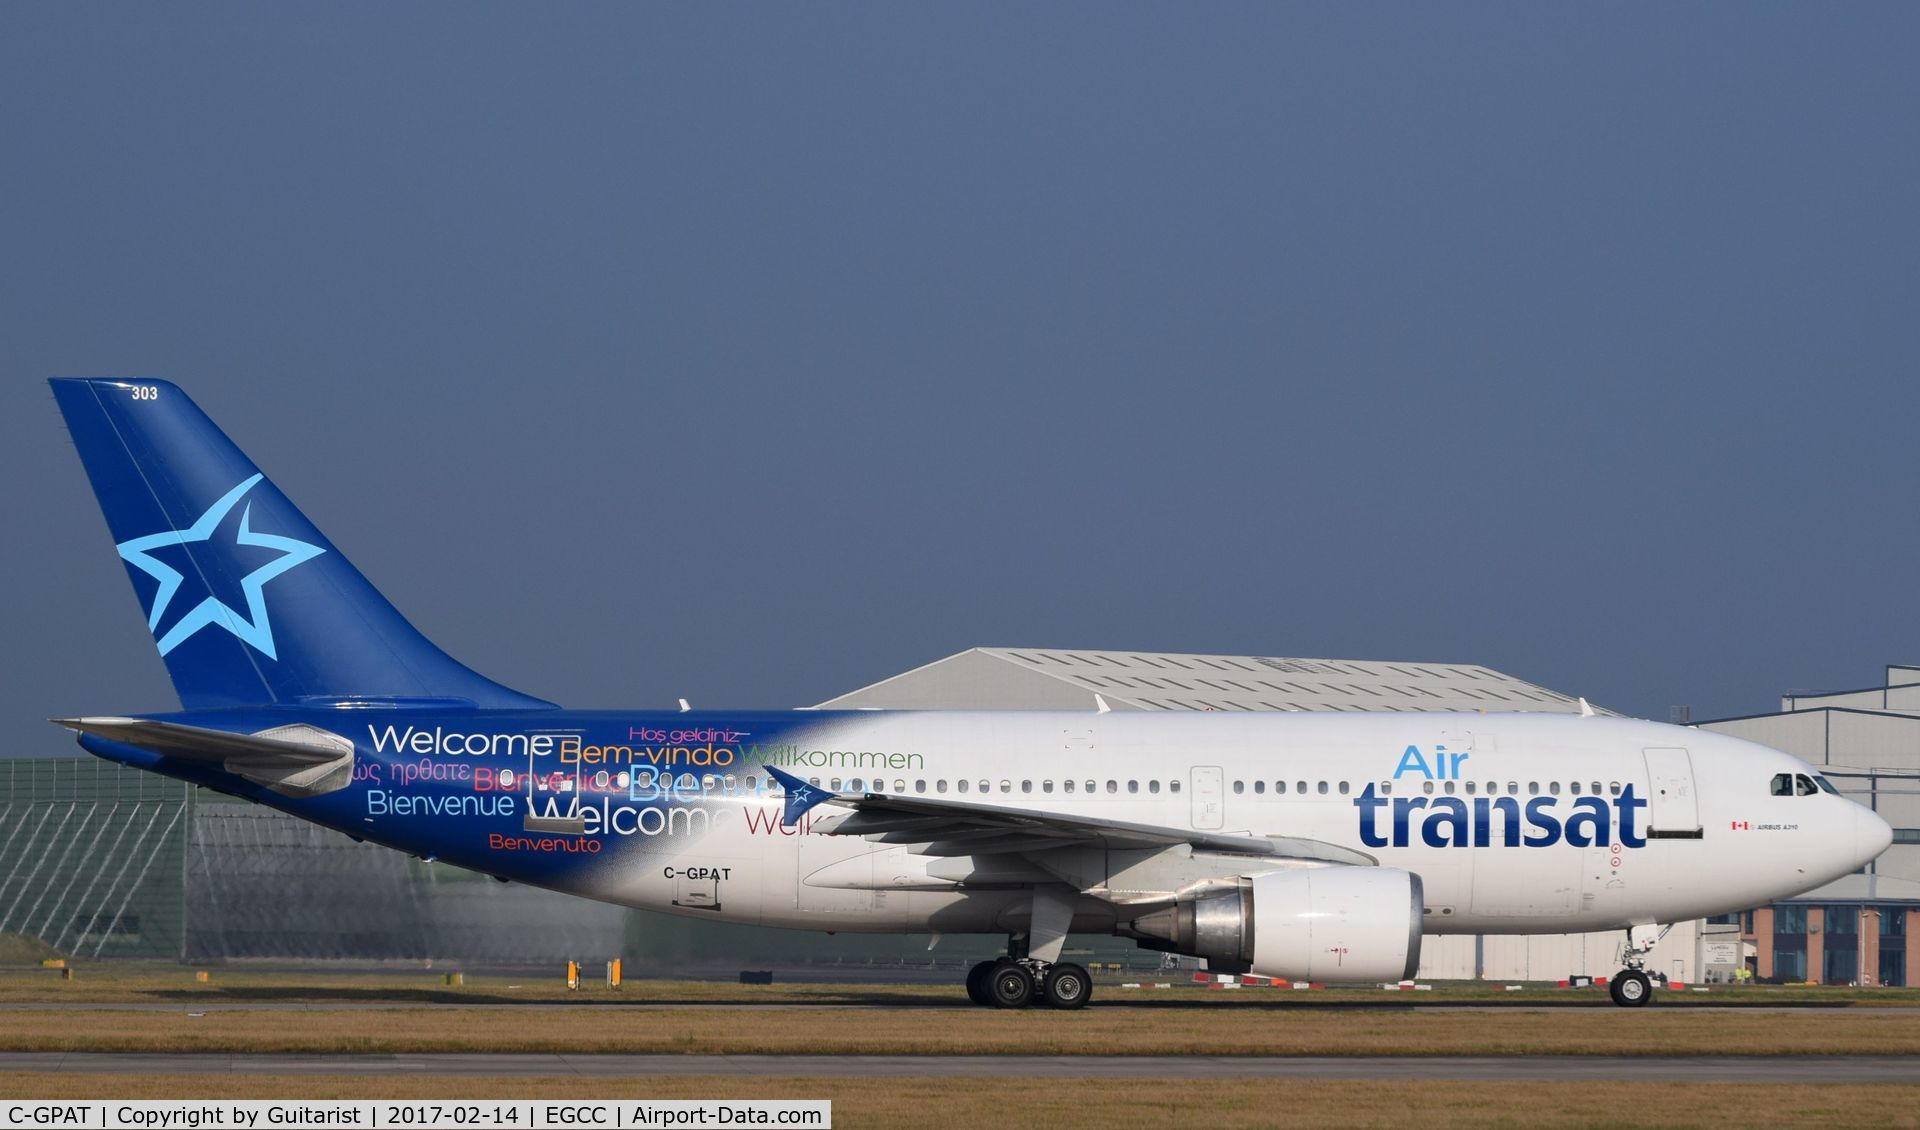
xmin=1814 ymin=776 xmax=1840 ymax=795
xmin=1771 ymin=773 xmax=1793 ymax=797
xmin=1795 ymin=774 xmax=1818 ymax=796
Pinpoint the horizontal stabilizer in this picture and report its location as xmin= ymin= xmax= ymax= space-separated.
xmin=52 ymin=717 xmax=355 ymax=797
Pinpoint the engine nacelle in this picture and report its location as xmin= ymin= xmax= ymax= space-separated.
xmin=1123 ymin=867 xmax=1423 ymax=983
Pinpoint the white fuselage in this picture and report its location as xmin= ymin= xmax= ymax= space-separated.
xmin=582 ymin=711 xmax=1888 ymax=938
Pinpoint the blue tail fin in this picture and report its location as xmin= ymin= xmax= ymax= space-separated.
xmin=51 ymin=378 xmax=557 ymax=712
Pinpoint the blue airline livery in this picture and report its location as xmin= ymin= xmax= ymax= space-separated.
xmin=48 ymin=378 xmax=1892 ymax=1009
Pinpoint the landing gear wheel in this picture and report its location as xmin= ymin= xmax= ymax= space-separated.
xmin=1042 ymin=962 xmax=1092 ymax=1010
xmin=1609 ymin=969 xmax=1654 ymax=1008
xmin=987 ymin=961 xmax=1035 ymax=1009
xmin=964 ymin=961 xmax=995 ymax=1006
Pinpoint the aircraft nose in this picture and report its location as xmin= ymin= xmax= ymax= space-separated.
xmin=1856 ymin=805 xmax=1894 ymax=867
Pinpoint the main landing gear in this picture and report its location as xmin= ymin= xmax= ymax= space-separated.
xmin=1608 ymin=923 xmax=1671 ymax=1008
xmin=965 ymin=956 xmax=1093 ymax=1010
xmin=964 ymin=885 xmax=1094 ymax=1009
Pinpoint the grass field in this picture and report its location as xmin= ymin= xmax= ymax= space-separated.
xmin=0 ymin=1076 xmax=1915 ymax=1129
xmin=1 ymin=1004 xmax=1917 ymax=1056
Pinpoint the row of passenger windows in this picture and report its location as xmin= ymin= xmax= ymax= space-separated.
xmin=613 ymin=771 xmax=1626 ymax=799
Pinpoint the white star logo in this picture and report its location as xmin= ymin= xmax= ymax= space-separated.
xmin=115 ymin=473 xmax=326 ymax=659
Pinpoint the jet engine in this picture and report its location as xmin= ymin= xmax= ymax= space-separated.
xmin=1123 ymin=867 xmax=1422 ymax=983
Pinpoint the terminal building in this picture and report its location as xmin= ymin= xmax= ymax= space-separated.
xmin=1 ymin=647 xmax=1907 ymax=984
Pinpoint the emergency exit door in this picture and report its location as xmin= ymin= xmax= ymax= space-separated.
xmin=1191 ymin=766 xmax=1224 ymax=830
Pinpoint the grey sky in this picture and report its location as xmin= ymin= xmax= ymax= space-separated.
xmin=4 ymin=5 xmax=1916 ymax=756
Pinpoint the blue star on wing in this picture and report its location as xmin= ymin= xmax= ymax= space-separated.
xmin=115 ymin=474 xmax=326 ymax=659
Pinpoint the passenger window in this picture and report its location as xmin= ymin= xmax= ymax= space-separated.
xmin=1021 ymin=780 xmax=1032 ymax=794
xmin=1127 ymin=780 xmax=1139 ymax=794
xmin=1317 ymin=781 xmax=1329 ymax=795
xmin=1087 ymin=780 xmax=1097 ymax=793
xmin=1297 ymin=780 xmax=1308 ymax=794
xmin=1464 ymin=781 xmax=1477 ymax=795
xmin=936 ymin=779 xmax=947 ymax=793
xmin=1337 ymin=780 xmax=1349 ymax=795
xmin=1064 ymin=779 xmax=1075 ymax=794
xmin=831 ymin=778 xmax=843 ymax=791
xmin=1507 ymin=782 xmax=1519 ymax=795
xmin=1254 ymin=781 xmax=1266 ymax=795
xmin=894 ymin=779 xmax=906 ymax=793
xmin=1149 ymin=780 xmax=1161 ymax=794
xmin=956 ymin=780 xmax=968 ymax=793
xmin=1422 ymin=780 xmax=1435 ymax=795
xmin=1527 ymin=782 xmax=1539 ymax=796
xmin=980 ymin=780 xmax=990 ymax=793
xmin=1042 ymin=781 xmax=1053 ymax=794
xmin=1795 ymin=774 xmax=1817 ymax=797
xmin=1569 ymin=781 xmax=1581 ymax=795
xmin=1169 ymin=779 xmax=1181 ymax=793
xmin=1549 ymin=781 xmax=1561 ymax=796
xmin=999 ymin=780 xmax=1012 ymax=793
xmin=1592 ymin=782 xmax=1602 ymax=795
xmin=1771 ymin=773 xmax=1793 ymax=797
xmin=916 ymin=779 xmax=926 ymax=793
xmin=1107 ymin=780 xmax=1118 ymax=794
xmin=1380 ymin=782 xmax=1392 ymax=796
xmin=1608 ymin=781 xmax=1621 ymax=796
xmin=1443 ymin=781 xmax=1455 ymax=795
xmin=1233 ymin=780 xmax=1245 ymax=794
xmin=1276 ymin=781 xmax=1288 ymax=794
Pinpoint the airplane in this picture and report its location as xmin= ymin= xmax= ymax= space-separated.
xmin=46 ymin=377 xmax=1892 ymax=1009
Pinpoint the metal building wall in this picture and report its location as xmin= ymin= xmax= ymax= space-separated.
xmin=0 ymin=758 xmax=188 ymax=959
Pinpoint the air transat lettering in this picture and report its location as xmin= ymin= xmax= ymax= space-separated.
xmin=1352 ymin=783 xmax=1646 ymax=849
xmin=1392 ymin=744 xmax=1470 ymax=779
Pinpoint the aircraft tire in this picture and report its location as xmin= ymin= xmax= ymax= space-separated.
xmin=965 ymin=961 xmax=995 ymax=1006
xmin=1609 ymin=970 xmax=1654 ymax=1007
xmin=1042 ymin=963 xmax=1092 ymax=1010
xmin=988 ymin=961 xmax=1035 ymax=1009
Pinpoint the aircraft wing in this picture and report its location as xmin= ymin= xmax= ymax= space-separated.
xmin=760 ymin=764 xmax=1373 ymax=865
xmin=52 ymin=716 xmax=356 ymax=797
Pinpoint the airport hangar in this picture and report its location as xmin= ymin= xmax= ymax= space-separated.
xmin=0 ymin=647 xmax=1909 ymax=984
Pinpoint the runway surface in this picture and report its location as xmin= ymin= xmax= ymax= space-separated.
xmin=1 ymin=1000 xmax=1916 ymax=1014
xmin=1 ymin=1052 xmax=1916 ymax=1081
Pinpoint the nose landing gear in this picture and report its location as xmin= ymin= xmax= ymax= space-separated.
xmin=1608 ymin=923 xmax=1671 ymax=1008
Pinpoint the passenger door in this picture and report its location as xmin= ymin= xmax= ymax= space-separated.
xmin=1642 ymin=747 xmax=1702 ymax=838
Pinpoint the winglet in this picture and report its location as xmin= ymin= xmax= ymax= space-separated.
xmin=763 ymin=763 xmax=838 ymax=827
xmin=1578 ymin=697 xmax=1595 ymax=717
xmin=1094 ymin=694 xmax=1111 ymax=714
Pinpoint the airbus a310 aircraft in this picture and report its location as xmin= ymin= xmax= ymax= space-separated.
xmin=48 ymin=379 xmax=1891 ymax=1009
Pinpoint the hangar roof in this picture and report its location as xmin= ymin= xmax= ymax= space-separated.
xmin=815 ymin=647 xmax=1599 ymax=714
